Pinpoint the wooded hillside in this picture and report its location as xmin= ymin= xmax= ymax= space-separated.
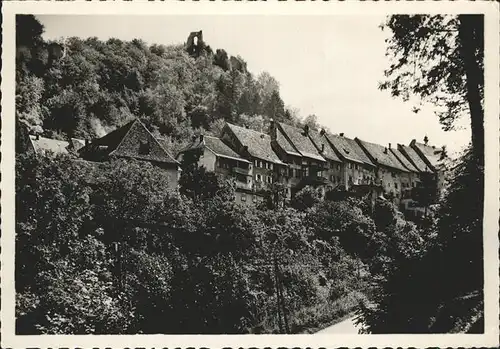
xmin=17 ymin=15 xmax=301 ymax=155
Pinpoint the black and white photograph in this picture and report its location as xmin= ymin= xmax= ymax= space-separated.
xmin=1 ymin=1 xmax=499 ymax=348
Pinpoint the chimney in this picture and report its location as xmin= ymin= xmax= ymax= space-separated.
xmin=320 ymin=128 xmax=325 ymax=136
xmin=85 ymin=138 xmax=90 ymax=146
xmin=424 ymin=135 xmax=429 ymax=145
xmin=321 ymin=143 xmax=325 ymax=153
xmin=269 ymin=119 xmax=277 ymax=141
xmin=35 ymin=134 xmax=40 ymax=141
xmin=388 ymin=143 xmax=391 ymax=149
xmin=339 ymin=133 xmax=344 ymax=137
xmin=384 ymin=147 xmax=388 ymax=154
xmin=303 ymin=124 xmax=309 ymax=136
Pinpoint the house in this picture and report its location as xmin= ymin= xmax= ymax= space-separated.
xmin=28 ymin=135 xmax=71 ymax=156
xmin=389 ymin=147 xmax=421 ymax=191
xmin=308 ymin=129 xmax=344 ymax=189
xmin=398 ymin=142 xmax=440 ymax=207
xmin=389 ymin=146 xmax=424 ymax=214
xmin=410 ymin=138 xmax=449 ymax=195
xmin=323 ymin=132 xmax=377 ymax=190
xmin=176 ymin=134 xmax=261 ymax=206
xmin=271 ymin=121 xmax=328 ymax=196
xmin=78 ymin=118 xmax=180 ymax=191
xmin=221 ymin=123 xmax=289 ymax=200
xmin=69 ymin=138 xmax=86 ymax=152
xmin=355 ymin=139 xmax=411 ymax=204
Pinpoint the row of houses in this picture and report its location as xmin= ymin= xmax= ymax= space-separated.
xmin=20 ymin=118 xmax=448 ymax=217
xmin=178 ymin=121 xmax=448 ymax=214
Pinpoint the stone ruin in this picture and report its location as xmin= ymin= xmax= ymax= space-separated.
xmin=186 ymin=30 xmax=204 ymax=57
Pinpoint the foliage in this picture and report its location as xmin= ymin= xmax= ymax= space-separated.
xmin=358 ymin=148 xmax=484 ymax=333
xmin=356 ymin=14 xmax=485 ymax=334
xmin=290 ymin=186 xmax=323 ymax=211
xmin=16 ymin=152 xmax=377 ymax=334
xmin=380 ymin=14 xmax=484 ymax=158
xmin=16 ymin=15 xmax=293 ymax=150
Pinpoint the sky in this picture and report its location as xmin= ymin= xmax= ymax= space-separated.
xmin=37 ymin=15 xmax=471 ymax=156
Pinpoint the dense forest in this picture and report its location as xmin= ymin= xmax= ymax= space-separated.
xmin=15 ymin=15 xmax=485 ymax=334
xmin=16 ymin=15 xmax=310 ymax=156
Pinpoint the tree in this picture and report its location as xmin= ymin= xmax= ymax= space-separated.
xmin=303 ymin=114 xmax=321 ymax=131
xmin=359 ymin=15 xmax=486 ymax=334
xmin=290 ymin=186 xmax=322 ymax=211
xmin=178 ymin=149 xmax=234 ymax=202
xmin=380 ymin=15 xmax=484 ymax=161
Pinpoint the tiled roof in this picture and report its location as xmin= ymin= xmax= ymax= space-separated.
xmin=412 ymin=141 xmax=445 ymax=169
xmin=30 ymin=135 xmax=70 ymax=155
xmin=356 ymin=138 xmax=409 ymax=172
xmin=308 ymin=130 xmax=342 ymax=162
xmin=80 ymin=119 xmax=179 ymax=165
xmin=390 ymin=148 xmax=419 ymax=173
xmin=278 ymin=123 xmax=326 ymax=162
xmin=325 ymin=133 xmax=374 ymax=166
xmin=276 ymin=126 xmax=302 ymax=157
xmin=70 ymin=138 xmax=86 ymax=151
xmin=225 ymin=123 xmax=283 ymax=164
xmin=204 ymin=136 xmax=249 ymax=163
xmin=398 ymin=144 xmax=433 ymax=173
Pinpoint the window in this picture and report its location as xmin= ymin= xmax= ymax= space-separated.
xmin=139 ymin=140 xmax=150 ymax=155
xmin=270 ymin=163 xmax=273 ymax=170
xmin=256 ymin=174 xmax=262 ymax=182
xmin=241 ymin=193 xmax=246 ymax=202
xmin=337 ymin=176 xmax=341 ymax=183
xmin=267 ymin=176 xmax=272 ymax=183
xmin=395 ymin=183 xmax=398 ymax=189
xmin=254 ymin=159 xmax=258 ymax=167
xmin=253 ymin=195 xmax=257 ymax=203
xmin=348 ymin=163 xmax=352 ymax=169
xmin=349 ymin=175 xmax=353 ymax=183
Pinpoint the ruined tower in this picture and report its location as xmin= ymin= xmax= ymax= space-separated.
xmin=186 ymin=30 xmax=204 ymax=57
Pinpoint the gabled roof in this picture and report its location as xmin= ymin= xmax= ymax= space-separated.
xmin=308 ymin=130 xmax=342 ymax=163
xmin=180 ymin=135 xmax=250 ymax=163
xmin=204 ymin=136 xmax=250 ymax=163
xmin=398 ymin=144 xmax=434 ymax=173
xmin=411 ymin=140 xmax=446 ymax=169
xmin=70 ymin=138 xmax=86 ymax=151
xmin=278 ymin=123 xmax=326 ymax=162
xmin=356 ymin=138 xmax=408 ymax=172
xmin=275 ymin=125 xmax=302 ymax=157
xmin=325 ymin=133 xmax=375 ymax=166
xmin=390 ymin=148 xmax=420 ymax=173
xmin=80 ymin=118 xmax=179 ymax=165
xmin=30 ymin=135 xmax=70 ymax=155
xmin=225 ymin=123 xmax=283 ymax=164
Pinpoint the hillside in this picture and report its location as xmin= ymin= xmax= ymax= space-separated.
xmin=16 ymin=15 xmax=303 ymax=155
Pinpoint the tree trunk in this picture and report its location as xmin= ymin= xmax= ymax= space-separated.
xmin=458 ymin=15 xmax=484 ymax=164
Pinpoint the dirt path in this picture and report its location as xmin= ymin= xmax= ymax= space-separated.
xmin=315 ymin=316 xmax=363 ymax=334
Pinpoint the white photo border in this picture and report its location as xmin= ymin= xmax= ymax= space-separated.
xmin=1 ymin=1 xmax=499 ymax=348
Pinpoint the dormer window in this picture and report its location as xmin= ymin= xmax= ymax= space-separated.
xmin=139 ymin=140 xmax=150 ymax=155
